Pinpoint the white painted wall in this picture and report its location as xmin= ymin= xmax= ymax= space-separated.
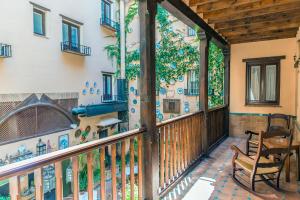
xmin=0 ymin=0 xmax=119 ymax=105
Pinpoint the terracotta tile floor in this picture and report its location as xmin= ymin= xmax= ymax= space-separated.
xmin=163 ymin=137 xmax=300 ymax=200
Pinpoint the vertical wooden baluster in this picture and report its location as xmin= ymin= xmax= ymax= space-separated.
xmin=34 ymin=168 xmax=43 ymax=200
xmin=179 ymin=120 xmax=183 ymax=173
xmin=193 ymin=116 xmax=197 ymax=159
xmin=189 ymin=117 xmax=193 ymax=161
xmin=196 ymin=115 xmax=200 ymax=156
xmin=55 ymin=161 xmax=63 ymax=200
xmin=100 ymin=148 xmax=106 ymax=200
xmin=159 ymin=126 xmax=165 ymax=187
xmin=199 ymin=114 xmax=202 ymax=156
xmin=87 ymin=152 xmax=94 ymax=200
xmin=9 ymin=176 xmax=20 ymax=200
xmin=165 ymin=125 xmax=169 ymax=184
xmin=138 ymin=135 xmax=143 ymax=199
xmin=169 ymin=123 xmax=174 ymax=180
xmin=130 ymin=138 xmax=135 ymax=200
xmin=179 ymin=120 xmax=184 ymax=172
xmin=182 ymin=119 xmax=186 ymax=169
xmin=192 ymin=116 xmax=196 ymax=160
xmin=121 ymin=141 xmax=126 ymax=200
xmin=111 ymin=144 xmax=117 ymax=200
xmin=185 ymin=118 xmax=190 ymax=166
xmin=72 ymin=156 xmax=79 ymax=200
xmin=173 ymin=122 xmax=177 ymax=177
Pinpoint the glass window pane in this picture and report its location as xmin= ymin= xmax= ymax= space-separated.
xmin=266 ymin=64 xmax=277 ymax=101
xmin=62 ymin=23 xmax=69 ymax=42
xmin=33 ymin=11 xmax=43 ymax=35
xmin=71 ymin=26 xmax=79 ymax=47
xmin=250 ymin=65 xmax=261 ymax=101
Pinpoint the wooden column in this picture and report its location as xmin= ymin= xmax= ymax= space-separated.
xmin=139 ymin=0 xmax=159 ymax=199
xmin=223 ymin=46 xmax=230 ymax=136
xmin=199 ymin=31 xmax=211 ymax=154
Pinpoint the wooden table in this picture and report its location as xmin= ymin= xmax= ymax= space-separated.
xmin=264 ymin=138 xmax=300 ymax=182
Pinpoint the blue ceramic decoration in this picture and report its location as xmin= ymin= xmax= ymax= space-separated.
xmin=82 ymin=89 xmax=87 ymax=95
xmin=156 ymin=42 xmax=161 ymax=49
xmin=160 ymin=78 xmax=165 ymax=83
xmin=170 ymin=63 xmax=176 ymax=69
xmin=160 ymin=88 xmax=167 ymax=95
xmin=90 ymin=88 xmax=94 ymax=94
xmin=156 ymin=109 xmax=160 ymax=115
xmin=178 ymin=75 xmax=184 ymax=82
xmin=158 ymin=114 xmax=163 ymax=121
xmin=130 ymin=86 xmax=135 ymax=92
xmin=185 ymin=107 xmax=190 ymax=113
xmin=58 ymin=134 xmax=69 ymax=150
xmin=93 ymin=82 xmax=97 ymax=88
xmin=170 ymin=79 xmax=175 ymax=85
xmin=156 ymin=100 xmax=160 ymax=107
xmin=177 ymin=88 xmax=184 ymax=94
xmin=133 ymin=99 xmax=138 ymax=105
xmin=184 ymin=102 xmax=189 ymax=107
xmin=131 ymin=108 xmax=135 ymax=113
xmin=85 ymin=81 xmax=89 ymax=88
xmin=179 ymin=49 xmax=184 ymax=55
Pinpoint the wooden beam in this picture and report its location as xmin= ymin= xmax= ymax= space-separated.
xmin=227 ymin=27 xmax=298 ymax=41
xmin=161 ymin=0 xmax=228 ymax=46
xmin=220 ymin=20 xmax=300 ymax=37
xmin=196 ymin=0 xmax=260 ymax=13
xmin=205 ymin=1 xmax=300 ymax=24
xmin=189 ymin=0 xmax=220 ymax=7
xmin=199 ymin=31 xmax=210 ymax=154
xmin=139 ymin=0 xmax=159 ymax=199
xmin=229 ymin=32 xmax=297 ymax=44
xmin=214 ymin=8 xmax=300 ymax=30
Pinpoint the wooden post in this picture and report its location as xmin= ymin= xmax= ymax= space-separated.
xmin=34 ymin=168 xmax=43 ymax=200
xmin=223 ymin=46 xmax=230 ymax=136
xmin=139 ymin=0 xmax=159 ymax=199
xmin=199 ymin=31 xmax=211 ymax=154
xmin=9 ymin=176 xmax=20 ymax=200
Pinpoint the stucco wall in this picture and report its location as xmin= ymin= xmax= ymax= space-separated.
xmin=230 ymin=38 xmax=298 ymax=115
xmin=0 ymin=0 xmax=118 ymax=106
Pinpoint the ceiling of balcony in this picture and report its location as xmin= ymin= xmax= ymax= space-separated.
xmin=185 ymin=0 xmax=300 ymax=44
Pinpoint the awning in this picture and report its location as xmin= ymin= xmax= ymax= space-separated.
xmin=96 ymin=118 xmax=122 ymax=127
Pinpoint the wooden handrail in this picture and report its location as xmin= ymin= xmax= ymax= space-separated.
xmin=208 ymin=105 xmax=227 ymax=112
xmin=0 ymin=127 xmax=146 ymax=181
xmin=156 ymin=110 xmax=204 ymax=128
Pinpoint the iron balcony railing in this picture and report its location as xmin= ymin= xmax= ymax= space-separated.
xmin=184 ymin=88 xmax=199 ymax=96
xmin=60 ymin=41 xmax=91 ymax=56
xmin=0 ymin=43 xmax=12 ymax=58
xmin=101 ymin=94 xmax=127 ymax=103
xmin=100 ymin=16 xmax=120 ymax=32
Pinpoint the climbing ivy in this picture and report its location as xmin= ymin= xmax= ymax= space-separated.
xmin=105 ymin=1 xmax=224 ymax=107
xmin=208 ymin=42 xmax=225 ymax=108
xmin=104 ymin=1 xmax=199 ymax=87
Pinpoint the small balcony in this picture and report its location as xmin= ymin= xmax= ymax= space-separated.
xmin=101 ymin=94 xmax=126 ymax=103
xmin=0 ymin=43 xmax=12 ymax=58
xmin=184 ymin=88 xmax=199 ymax=96
xmin=60 ymin=41 xmax=91 ymax=56
xmin=100 ymin=16 xmax=120 ymax=32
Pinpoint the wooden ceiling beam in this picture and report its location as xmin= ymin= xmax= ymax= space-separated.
xmin=196 ymin=0 xmax=260 ymax=13
xmin=219 ymin=18 xmax=300 ymax=37
xmin=214 ymin=8 xmax=300 ymax=30
xmin=189 ymin=0 xmax=219 ymax=7
xmin=230 ymin=33 xmax=296 ymax=44
xmin=227 ymin=27 xmax=298 ymax=42
xmin=204 ymin=1 xmax=300 ymax=24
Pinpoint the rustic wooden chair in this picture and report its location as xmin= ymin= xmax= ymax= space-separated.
xmin=231 ymin=129 xmax=293 ymax=192
xmin=245 ymin=113 xmax=291 ymax=155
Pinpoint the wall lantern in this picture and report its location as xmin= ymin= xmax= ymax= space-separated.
xmin=66 ymin=164 xmax=73 ymax=183
xmin=36 ymin=138 xmax=46 ymax=156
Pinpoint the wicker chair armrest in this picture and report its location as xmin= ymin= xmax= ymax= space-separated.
xmin=231 ymin=145 xmax=255 ymax=164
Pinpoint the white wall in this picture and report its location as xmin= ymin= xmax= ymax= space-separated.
xmin=0 ymin=0 xmax=119 ymax=105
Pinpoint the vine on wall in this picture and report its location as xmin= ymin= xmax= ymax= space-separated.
xmin=208 ymin=42 xmax=225 ymax=108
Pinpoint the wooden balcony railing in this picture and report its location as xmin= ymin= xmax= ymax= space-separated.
xmin=157 ymin=111 xmax=204 ymax=195
xmin=0 ymin=128 xmax=145 ymax=200
xmin=0 ymin=107 xmax=228 ymax=199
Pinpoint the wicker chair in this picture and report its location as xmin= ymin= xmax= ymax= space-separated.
xmin=245 ymin=113 xmax=291 ymax=156
xmin=232 ymin=129 xmax=293 ymax=192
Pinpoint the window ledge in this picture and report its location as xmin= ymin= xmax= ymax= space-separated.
xmin=34 ymin=33 xmax=48 ymax=39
